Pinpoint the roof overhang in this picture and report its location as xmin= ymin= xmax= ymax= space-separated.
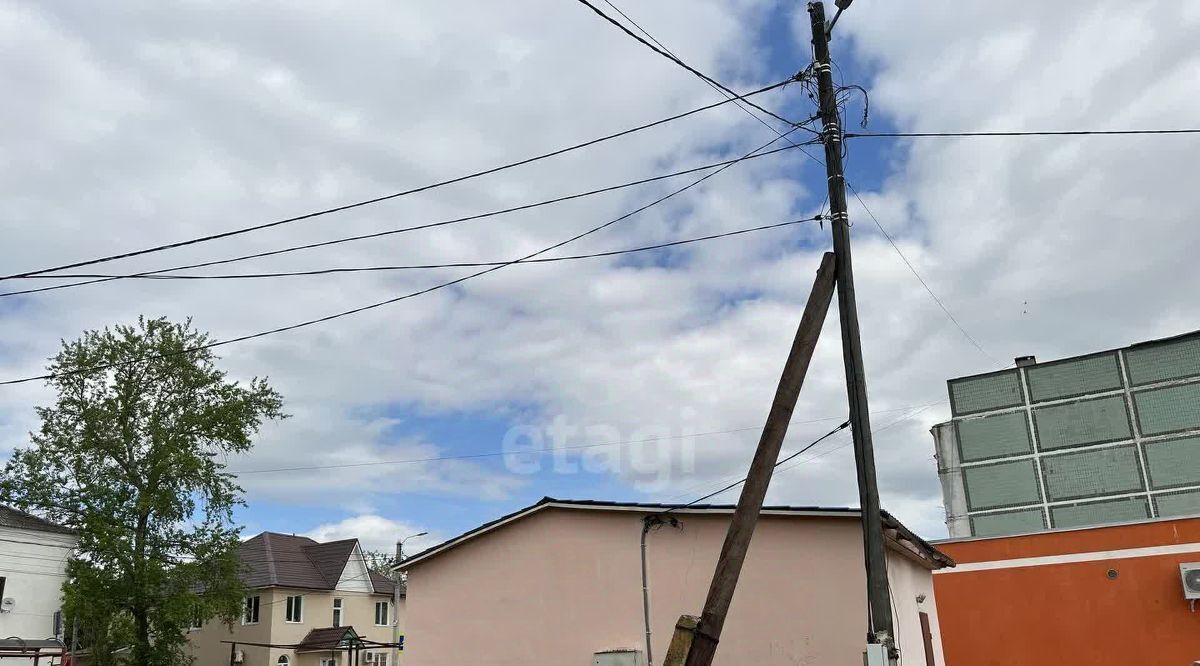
xmin=397 ymin=497 xmax=952 ymax=570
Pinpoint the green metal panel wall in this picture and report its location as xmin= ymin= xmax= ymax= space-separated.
xmin=1033 ymin=395 xmax=1132 ymax=450
xmin=1050 ymin=497 xmax=1150 ymax=529
xmin=963 ymin=459 xmax=1042 ymax=510
xmin=1025 ymin=353 xmax=1122 ymax=402
xmin=1143 ymin=435 xmax=1200 ymax=490
xmin=1040 ymin=445 xmax=1143 ymax=502
xmin=1125 ymin=335 xmax=1200 ymax=385
xmin=970 ymin=509 xmax=1046 ymax=538
xmin=1134 ymin=383 xmax=1200 ymax=436
xmin=956 ymin=412 xmax=1032 ymax=462
xmin=949 ymin=370 xmax=1024 ymax=416
xmin=1155 ymin=490 xmax=1200 ymax=518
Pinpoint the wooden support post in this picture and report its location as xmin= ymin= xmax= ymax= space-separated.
xmin=662 ymin=615 xmax=700 ymax=666
xmin=682 ymin=252 xmax=837 ymax=666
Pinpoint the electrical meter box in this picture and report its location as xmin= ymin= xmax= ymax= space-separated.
xmin=593 ymin=648 xmax=645 ymax=666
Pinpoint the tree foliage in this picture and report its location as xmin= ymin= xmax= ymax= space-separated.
xmin=0 ymin=318 xmax=286 ymax=666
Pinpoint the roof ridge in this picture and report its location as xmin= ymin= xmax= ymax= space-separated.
xmin=261 ymin=532 xmax=279 ymax=585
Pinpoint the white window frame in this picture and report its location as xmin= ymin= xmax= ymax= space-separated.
xmin=319 ymin=658 xmax=337 ymax=666
xmin=374 ymin=601 xmax=390 ymax=626
xmin=277 ymin=655 xmax=290 ymax=666
xmin=332 ymin=598 xmax=344 ymax=627
xmin=189 ymin=605 xmax=204 ymax=631
xmin=364 ymin=653 xmax=387 ymax=666
xmin=284 ymin=595 xmax=303 ymax=623
xmin=243 ymin=595 xmax=260 ymax=625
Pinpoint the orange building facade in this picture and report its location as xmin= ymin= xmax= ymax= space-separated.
xmin=933 ymin=517 xmax=1200 ymax=665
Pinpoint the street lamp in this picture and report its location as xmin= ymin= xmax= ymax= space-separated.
xmin=392 ymin=531 xmax=427 ymax=665
xmin=395 ymin=532 xmax=428 ymax=562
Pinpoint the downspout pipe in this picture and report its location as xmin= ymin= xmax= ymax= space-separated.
xmin=641 ymin=517 xmax=655 ymax=666
xmin=641 ymin=515 xmax=679 ymax=666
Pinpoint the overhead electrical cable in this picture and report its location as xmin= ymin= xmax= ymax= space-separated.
xmin=0 ymin=77 xmax=799 ymax=282
xmin=0 ymin=130 xmax=800 ymax=387
xmin=664 ymin=420 xmax=851 ymax=511
xmin=845 ymin=128 xmax=1200 ymax=139
xmin=574 ymin=0 xmax=812 ymax=133
xmin=844 ymin=180 xmax=998 ymax=365
xmin=12 ymin=219 xmax=822 ymax=282
xmin=0 ymin=142 xmax=818 ymax=298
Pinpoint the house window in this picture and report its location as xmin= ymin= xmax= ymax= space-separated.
xmin=243 ymin=595 xmax=260 ymax=624
xmin=319 ymin=658 xmax=337 ymax=666
xmin=332 ymin=598 xmax=343 ymax=627
xmin=374 ymin=601 xmax=390 ymax=626
xmin=363 ymin=653 xmax=387 ymax=666
xmin=277 ymin=656 xmax=290 ymax=666
xmin=190 ymin=605 xmax=204 ymax=630
xmin=285 ymin=595 xmax=303 ymax=623
xmin=52 ymin=610 xmax=63 ymax=638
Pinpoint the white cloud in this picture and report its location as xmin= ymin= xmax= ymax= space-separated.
xmin=2 ymin=0 xmax=1198 ymax=541
xmin=305 ymin=514 xmax=438 ymax=556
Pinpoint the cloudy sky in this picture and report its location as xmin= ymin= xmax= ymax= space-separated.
xmin=1 ymin=0 xmax=1198 ymax=551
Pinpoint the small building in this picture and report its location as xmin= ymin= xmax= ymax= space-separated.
xmin=933 ymin=516 xmax=1200 ymax=665
xmin=0 ymin=505 xmax=78 ymax=665
xmin=397 ymin=497 xmax=952 ymax=666
xmin=186 ymin=533 xmax=402 ymax=666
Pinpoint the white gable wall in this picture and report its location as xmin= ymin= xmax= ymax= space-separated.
xmin=335 ymin=542 xmax=373 ymax=592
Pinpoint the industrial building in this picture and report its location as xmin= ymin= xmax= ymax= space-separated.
xmin=931 ymin=330 xmax=1200 ymax=538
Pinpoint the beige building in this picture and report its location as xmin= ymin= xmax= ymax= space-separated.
xmin=187 ymin=533 xmax=403 ymax=666
xmin=399 ymin=498 xmax=953 ymax=666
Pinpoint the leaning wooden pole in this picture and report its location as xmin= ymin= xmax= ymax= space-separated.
xmin=680 ymin=251 xmax=837 ymax=666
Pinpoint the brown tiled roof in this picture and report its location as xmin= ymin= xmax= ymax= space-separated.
xmin=303 ymin=539 xmax=357 ymax=586
xmin=368 ymin=570 xmax=398 ymax=596
xmin=296 ymin=626 xmax=361 ymax=652
xmin=0 ymin=505 xmax=75 ymax=535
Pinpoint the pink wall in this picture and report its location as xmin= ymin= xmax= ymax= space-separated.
xmin=403 ymin=507 xmax=939 ymax=665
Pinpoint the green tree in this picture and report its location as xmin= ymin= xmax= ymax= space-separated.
xmin=0 ymin=317 xmax=285 ymax=666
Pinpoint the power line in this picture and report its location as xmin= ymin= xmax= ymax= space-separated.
xmin=844 ymin=180 xmax=998 ymax=365
xmin=598 ymin=0 xmax=819 ymax=142
xmin=0 ymin=130 xmax=799 ymax=387
xmin=573 ymin=0 xmax=811 ymax=132
xmin=666 ymin=421 xmax=851 ymax=511
xmin=20 ymin=219 xmax=821 ymax=282
xmin=0 ymin=143 xmax=819 ymax=297
xmin=845 ymin=128 xmax=1200 ymax=139
xmin=0 ymin=78 xmax=799 ymax=283
xmin=589 ymin=0 xmax=831 ymax=177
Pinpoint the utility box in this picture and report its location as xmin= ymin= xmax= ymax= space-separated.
xmin=593 ymin=648 xmax=645 ymax=666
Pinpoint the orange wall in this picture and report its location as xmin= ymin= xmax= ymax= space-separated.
xmin=933 ymin=518 xmax=1200 ymax=666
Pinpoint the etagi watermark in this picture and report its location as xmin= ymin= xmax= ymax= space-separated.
xmin=501 ymin=412 xmax=699 ymax=492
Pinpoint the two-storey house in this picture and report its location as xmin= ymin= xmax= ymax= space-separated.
xmin=187 ymin=533 xmax=400 ymax=666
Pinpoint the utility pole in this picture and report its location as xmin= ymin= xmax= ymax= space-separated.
xmin=807 ymin=1 xmax=896 ymax=660
xmin=682 ymin=252 xmax=837 ymax=666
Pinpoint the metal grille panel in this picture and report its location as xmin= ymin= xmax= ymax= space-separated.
xmin=1033 ymin=395 xmax=1131 ymax=450
xmin=949 ymin=370 xmax=1024 ymax=416
xmin=956 ymin=412 xmax=1032 ymax=462
xmin=1025 ymin=353 xmax=1122 ymax=403
xmin=1143 ymin=435 xmax=1200 ymax=490
xmin=1155 ymin=490 xmax=1200 ymax=518
xmin=963 ymin=459 xmax=1042 ymax=510
xmin=1125 ymin=335 xmax=1200 ymax=385
xmin=970 ymin=509 xmax=1046 ymax=538
xmin=1050 ymin=497 xmax=1149 ymax=529
xmin=1133 ymin=383 xmax=1200 ymax=436
xmin=1040 ymin=445 xmax=1143 ymax=502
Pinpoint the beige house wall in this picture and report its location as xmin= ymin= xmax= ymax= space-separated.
xmin=186 ymin=587 xmax=403 ymax=666
xmin=404 ymin=507 xmax=942 ymax=666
